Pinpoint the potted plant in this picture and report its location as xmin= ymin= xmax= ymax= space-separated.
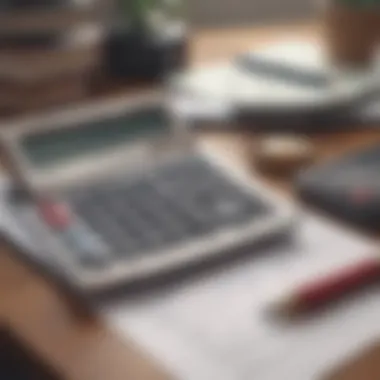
xmin=106 ymin=0 xmax=187 ymax=81
xmin=119 ymin=0 xmax=157 ymax=33
xmin=323 ymin=0 xmax=380 ymax=67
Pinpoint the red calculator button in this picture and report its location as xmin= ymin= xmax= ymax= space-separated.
xmin=38 ymin=200 xmax=72 ymax=230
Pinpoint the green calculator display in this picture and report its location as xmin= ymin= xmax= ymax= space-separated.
xmin=21 ymin=107 xmax=170 ymax=168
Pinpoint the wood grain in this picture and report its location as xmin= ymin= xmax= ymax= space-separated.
xmin=1 ymin=22 xmax=380 ymax=380
xmin=323 ymin=342 xmax=380 ymax=380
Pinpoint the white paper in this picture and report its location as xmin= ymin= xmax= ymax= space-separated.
xmin=174 ymin=39 xmax=380 ymax=116
xmin=101 ymin=214 xmax=380 ymax=380
xmin=2 ymin=176 xmax=380 ymax=380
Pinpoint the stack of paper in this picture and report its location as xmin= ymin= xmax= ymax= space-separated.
xmin=172 ymin=39 xmax=380 ymax=127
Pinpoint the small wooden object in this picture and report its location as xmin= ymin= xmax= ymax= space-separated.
xmin=253 ymin=135 xmax=315 ymax=177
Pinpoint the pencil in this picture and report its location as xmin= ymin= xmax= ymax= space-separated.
xmin=267 ymin=258 xmax=380 ymax=318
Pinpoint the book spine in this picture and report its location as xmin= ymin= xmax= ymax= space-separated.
xmin=0 ymin=36 xmax=102 ymax=83
xmin=0 ymin=73 xmax=89 ymax=113
xmin=0 ymin=8 xmax=101 ymax=34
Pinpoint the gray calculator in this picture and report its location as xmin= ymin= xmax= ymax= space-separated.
xmin=0 ymin=91 xmax=293 ymax=294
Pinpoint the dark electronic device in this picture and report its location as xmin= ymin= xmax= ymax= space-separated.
xmin=0 ymin=91 xmax=293 ymax=295
xmin=296 ymin=144 xmax=380 ymax=232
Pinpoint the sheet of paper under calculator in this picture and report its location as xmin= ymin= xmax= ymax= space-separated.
xmin=2 ymin=176 xmax=380 ymax=380
xmin=101 ymin=213 xmax=380 ymax=380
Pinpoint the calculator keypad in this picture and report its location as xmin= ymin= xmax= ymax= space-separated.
xmin=65 ymin=156 xmax=270 ymax=266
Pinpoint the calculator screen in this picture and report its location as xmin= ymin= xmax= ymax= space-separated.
xmin=20 ymin=106 xmax=170 ymax=168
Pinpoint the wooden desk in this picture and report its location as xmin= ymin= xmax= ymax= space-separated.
xmin=1 ymin=22 xmax=380 ymax=380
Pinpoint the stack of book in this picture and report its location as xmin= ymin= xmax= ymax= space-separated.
xmin=0 ymin=0 xmax=104 ymax=115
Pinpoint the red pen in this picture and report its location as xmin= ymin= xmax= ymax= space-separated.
xmin=267 ymin=258 xmax=380 ymax=318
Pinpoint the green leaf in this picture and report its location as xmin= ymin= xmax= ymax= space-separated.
xmin=119 ymin=0 xmax=159 ymax=22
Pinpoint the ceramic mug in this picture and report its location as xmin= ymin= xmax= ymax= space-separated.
xmin=320 ymin=0 xmax=380 ymax=67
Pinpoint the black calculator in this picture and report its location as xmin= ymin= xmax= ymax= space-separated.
xmin=0 ymin=91 xmax=293 ymax=293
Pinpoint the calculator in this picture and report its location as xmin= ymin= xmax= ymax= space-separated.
xmin=0 ymin=91 xmax=293 ymax=294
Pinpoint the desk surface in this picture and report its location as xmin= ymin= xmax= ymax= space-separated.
xmin=2 ymin=22 xmax=380 ymax=380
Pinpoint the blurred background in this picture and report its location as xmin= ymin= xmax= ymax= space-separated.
xmin=189 ymin=0 xmax=313 ymax=26
xmin=3 ymin=2 xmax=380 ymax=380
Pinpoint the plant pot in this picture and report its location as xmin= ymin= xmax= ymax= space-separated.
xmin=105 ymin=23 xmax=188 ymax=82
xmin=322 ymin=2 xmax=380 ymax=67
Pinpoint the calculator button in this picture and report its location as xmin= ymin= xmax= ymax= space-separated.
xmin=75 ymin=202 xmax=140 ymax=255
xmin=107 ymin=198 xmax=163 ymax=248
xmin=38 ymin=200 xmax=72 ymax=230
xmin=125 ymin=186 xmax=187 ymax=242
xmin=61 ymin=224 xmax=109 ymax=266
xmin=64 ymin=154 xmax=271 ymax=266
